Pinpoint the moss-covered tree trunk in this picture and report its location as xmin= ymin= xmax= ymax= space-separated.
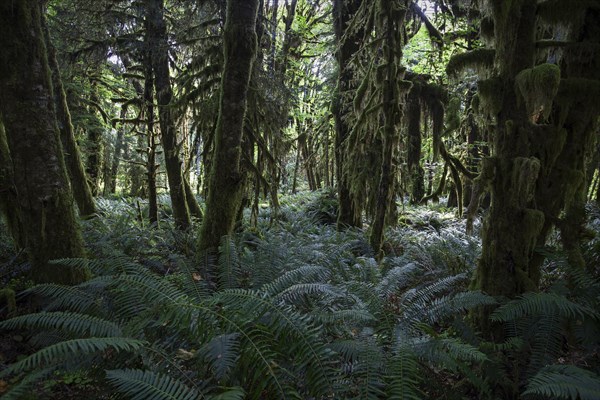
xmin=43 ymin=21 xmax=97 ymax=217
xmin=143 ymin=53 xmax=159 ymax=225
xmin=474 ymin=2 xmax=542 ymax=329
xmin=198 ymin=0 xmax=259 ymax=252
xmin=369 ymin=2 xmax=408 ymax=258
xmin=473 ymin=3 xmax=600 ymax=335
xmin=105 ymin=106 xmax=128 ymax=196
xmin=407 ymin=86 xmax=425 ymax=204
xmin=146 ymin=0 xmax=192 ymax=229
xmin=333 ymin=0 xmax=363 ymax=228
xmin=86 ymin=81 xmax=104 ymax=196
xmin=0 ymin=0 xmax=88 ymax=284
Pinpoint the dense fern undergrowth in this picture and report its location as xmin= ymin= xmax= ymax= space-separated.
xmin=1 ymin=192 xmax=600 ymax=399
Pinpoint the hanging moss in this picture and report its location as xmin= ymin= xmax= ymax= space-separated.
xmin=515 ymin=63 xmax=561 ymax=121
xmin=477 ymin=77 xmax=504 ymax=117
xmin=446 ymin=49 xmax=496 ymax=78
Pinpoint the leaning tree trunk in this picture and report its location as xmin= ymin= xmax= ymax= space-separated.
xmin=146 ymin=0 xmax=192 ymax=229
xmin=44 ymin=21 xmax=97 ymax=217
xmin=0 ymin=0 xmax=88 ymax=284
xmin=198 ymin=0 xmax=259 ymax=252
xmin=333 ymin=0 xmax=363 ymax=228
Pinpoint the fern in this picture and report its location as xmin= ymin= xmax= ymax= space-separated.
xmin=523 ymin=365 xmax=600 ymax=399
xmin=217 ymin=236 xmax=241 ymax=290
xmin=0 ymin=337 xmax=146 ymax=377
xmin=106 ymin=368 xmax=204 ymax=400
xmin=490 ymin=292 xmax=599 ymax=322
xmin=386 ymin=350 xmax=422 ymax=400
xmin=0 ymin=311 xmax=122 ymax=337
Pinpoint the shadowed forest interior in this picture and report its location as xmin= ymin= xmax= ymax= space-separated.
xmin=1 ymin=0 xmax=600 ymax=399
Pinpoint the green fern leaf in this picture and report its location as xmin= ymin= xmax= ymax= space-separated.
xmin=106 ymin=368 xmax=204 ymax=400
xmin=0 ymin=311 xmax=122 ymax=337
xmin=523 ymin=365 xmax=600 ymax=399
xmin=0 ymin=337 xmax=146 ymax=377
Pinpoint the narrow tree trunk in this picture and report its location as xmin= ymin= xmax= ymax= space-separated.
xmin=184 ymin=177 xmax=203 ymax=219
xmin=198 ymin=0 xmax=259 ymax=252
xmin=86 ymin=82 xmax=104 ymax=196
xmin=144 ymin=55 xmax=159 ymax=225
xmin=146 ymin=0 xmax=191 ymax=229
xmin=407 ymin=89 xmax=425 ymax=204
xmin=105 ymin=106 xmax=128 ymax=195
xmin=0 ymin=0 xmax=88 ymax=284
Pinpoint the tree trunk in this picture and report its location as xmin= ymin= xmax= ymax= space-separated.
xmin=474 ymin=2 xmax=541 ymax=329
xmin=333 ymin=0 xmax=363 ymax=228
xmin=105 ymin=106 xmax=128 ymax=195
xmin=0 ymin=120 xmax=25 ymax=250
xmin=43 ymin=20 xmax=96 ymax=217
xmin=146 ymin=0 xmax=191 ymax=229
xmin=86 ymin=81 xmax=104 ymax=196
xmin=198 ymin=0 xmax=259 ymax=252
xmin=143 ymin=55 xmax=159 ymax=225
xmin=407 ymin=89 xmax=425 ymax=204
xmin=0 ymin=0 xmax=88 ymax=284
xmin=369 ymin=3 xmax=406 ymax=258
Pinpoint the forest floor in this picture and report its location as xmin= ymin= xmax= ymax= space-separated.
xmin=1 ymin=191 xmax=599 ymax=399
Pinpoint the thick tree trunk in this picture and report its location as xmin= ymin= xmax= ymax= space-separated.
xmin=43 ymin=21 xmax=96 ymax=217
xmin=474 ymin=2 xmax=541 ymax=328
xmin=198 ymin=0 xmax=259 ymax=252
xmin=333 ymin=0 xmax=363 ymax=228
xmin=0 ymin=0 xmax=88 ymax=284
xmin=146 ymin=0 xmax=191 ymax=229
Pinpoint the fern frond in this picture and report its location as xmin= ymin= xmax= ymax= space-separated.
xmin=197 ymin=333 xmax=241 ymax=380
xmin=423 ymin=291 xmax=497 ymax=325
xmin=490 ymin=292 xmax=599 ymax=322
xmin=218 ymin=236 xmax=241 ymax=290
xmin=523 ymin=365 xmax=600 ymax=400
xmin=0 ymin=311 xmax=122 ymax=337
xmin=24 ymin=284 xmax=100 ymax=313
xmin=0 ymin=337 xmax=146 ymax=377
xmin=106 ymin=368 xmax=204 ymax=400
xmin=261 ymin=265 xmax=331 ymax=296
xmin=386 ymin=350 xmax=422 ymax=400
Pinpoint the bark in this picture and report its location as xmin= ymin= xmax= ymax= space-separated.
xmin=369 ymin=3 xmax=406 ymax=258
xmin=198 ymin=0 xmax=259 ymax=252
xmin=474 ymin=2 xmax=541 ymax=332
xmin=43 ymin=20 xmax=96 ymax=217
xmin=105 ymin=106 xmax=128 ymax=195
xmin=0 ymin=120 xmax=24 ymax=249
xmin=333 ymin=0 xmax=363 ymax=228
xmin=143 ymin=54 xmax=159 ymax=225
xmin=146 ymin=0 xmax=191 ymax=229
xmin=0 ymin=0 xmax=88 ymax=284
xmin=86 ymin=82 xmax=104 ymax=196
xmin=407 ymin=90 xmax=425 ymax=204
